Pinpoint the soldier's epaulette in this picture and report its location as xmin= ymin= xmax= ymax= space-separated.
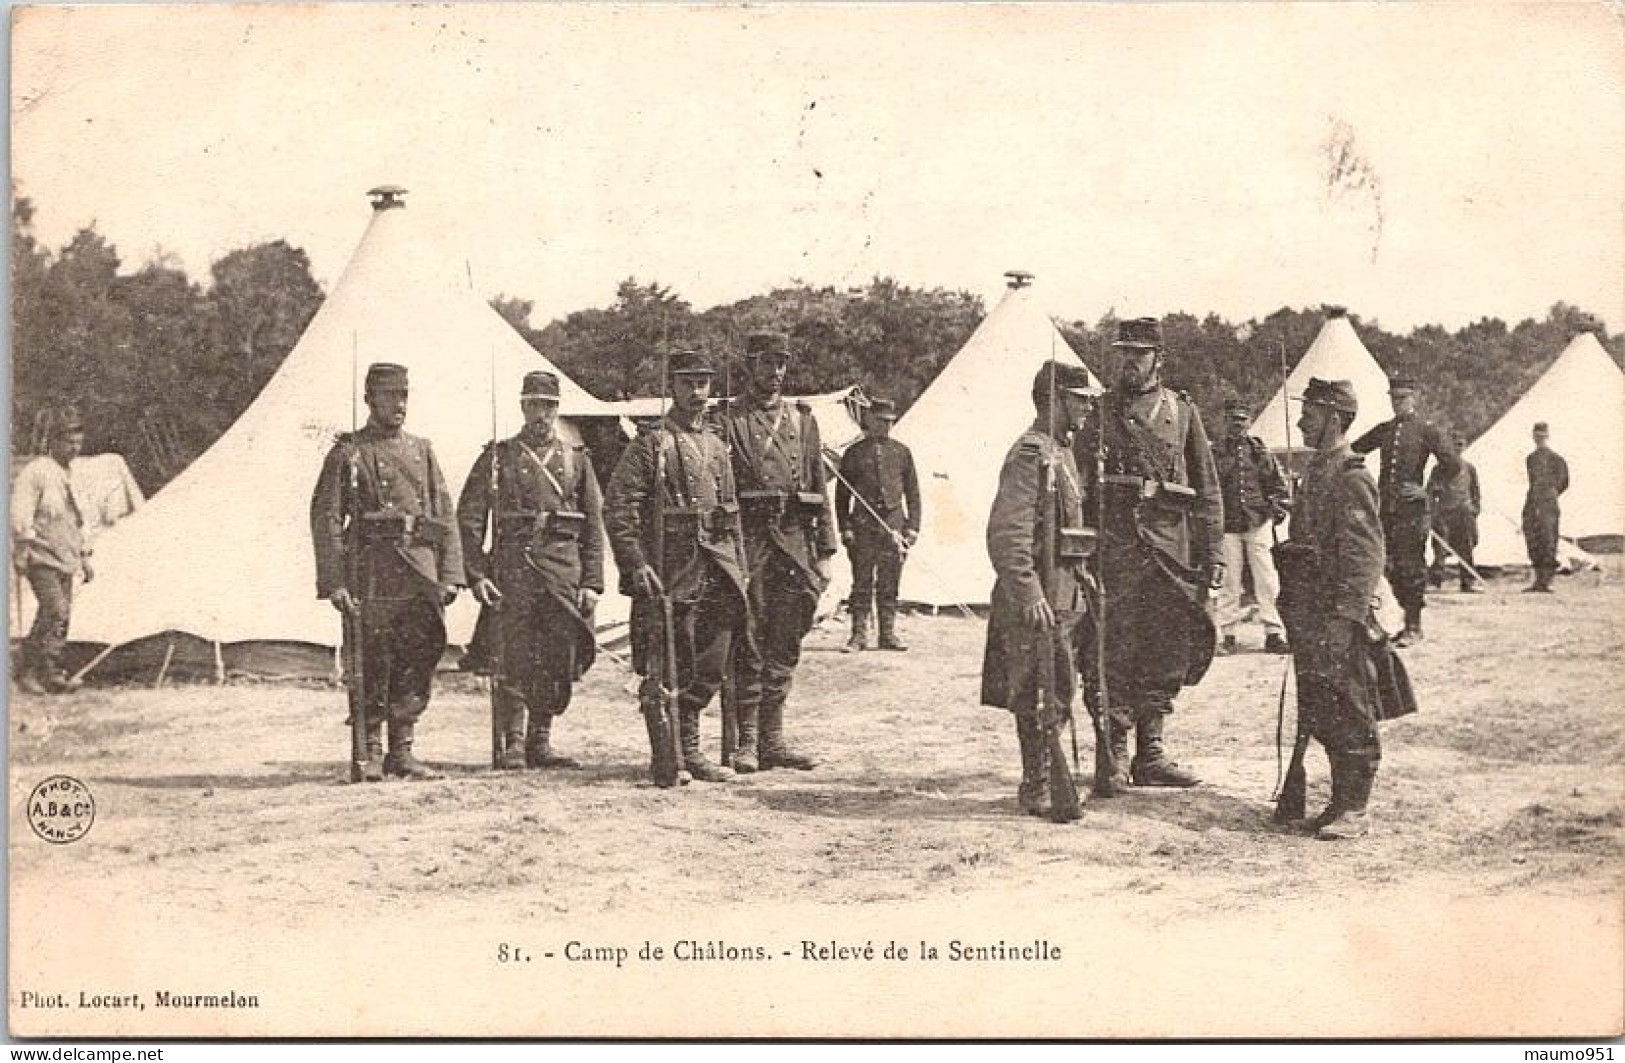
xmin=333 ymin=430 xmax=356 ymax=446
xmin=1015 ymin=436 xmax=1046 ymax=458
xmin=1344 ymin=455 xmax=1367 ymax=471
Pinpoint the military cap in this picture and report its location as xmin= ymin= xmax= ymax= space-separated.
xmin=521 ymin=370 xmax=560 ymax=400
xmin=1223 ymin=397 xmax=1252 ymax=418
xmin=1112 ymin=317 xmax=1164 ymax=350
xmin=1294 ymin=377 xmax=1359 ymax=416
xmin=1387 ymin=374 xmax=1419 ymax=392
xmin=365 ymin=363 xmax=409 ymax=390
xmin=668 ymin=348 xmax=714 ymax=377
xmin=744 ymin=330 xmax=791 ymax=360
xmin=1032 ymin=360 xmax=1100 ymax=404
xmin=1533 ymin=421 xmax=1550 ymax=433
xmin=865 ymin=397 xmax=899 ymax=421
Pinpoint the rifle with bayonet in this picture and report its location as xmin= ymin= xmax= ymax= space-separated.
xmin=344 ymin=333 xmax=375 ymax=783
xmin=1035 ymin=405 xmax=1082 ymax=823
xmin=640 ymin=342 xmax=684 ymax=787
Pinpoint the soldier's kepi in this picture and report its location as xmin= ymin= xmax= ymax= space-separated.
xmin=605 ymin=347 xmax=748 ymax=785
xmin=310 ymin=363 xmax=464 ymax=781
xmin=1074 ymin=317 xmax=1224 ymax=792
xmin=457 ymin=370 xmax=606 ymax=771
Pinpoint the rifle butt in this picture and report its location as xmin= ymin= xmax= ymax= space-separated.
xmin=720 ymin=668 xmax=738 ymax=767
xmin=1046 ymin=724 xmax=1083 ymax=823
xmin=1272 ymin=733 xmax=1311 ymax=823
xmin=345 ymin=615 xmax=371 ymax=784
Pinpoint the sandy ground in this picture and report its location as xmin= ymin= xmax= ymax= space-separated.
xmin=9 ymin=570 xmax=1623 ymax=1038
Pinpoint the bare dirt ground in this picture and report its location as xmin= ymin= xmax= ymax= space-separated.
xmin=9 ymin=569 xmax=1623 ymax=1037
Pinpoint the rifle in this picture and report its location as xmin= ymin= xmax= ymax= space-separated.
xmin=1085 ymin=381 xmax=1121 ymax=798
xmin=1270 ymin=337 xmax=1309 ymax=822
xmin=1034 ymin=398 xmax=1082 ymax=823
xmin=718 ymin=343 xmax=738 ymax=766
xmin=344 ymin=332 xmax=373 ymax=783
xmin=471 ymin=261 xmax=506 ymax=769
xmin=641 ymin=339 xmax=683 ymax=787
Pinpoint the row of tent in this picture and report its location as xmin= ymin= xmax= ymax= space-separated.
xmin=31 ymin=189 xmax=1624 ymax=680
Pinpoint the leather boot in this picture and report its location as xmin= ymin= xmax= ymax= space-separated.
xmin=526 ymin=713 xmax=580 ymax=770
xmin=384 ymin=721 xmax=442 ymax=780
xmin=844 ymin=609 xmax=870 ymax=654
xmin=732 ymin=694 xmax=760 ymax=774
xmin=1394 ymin=608 xmax=1424 ymax=647
xmin=1318 ymin=755 xmax=1376 ymax=840
xmin=494 ymin=689 xmax=528 ymax=771
xmin=1092 ymin=718 xmax=1133 ymax=797
xmin=680 ymin=702 xmax=733 ymax=782
xmin=360 ymin=719 xmax=386 ymax=782
xmin=1014 ymin=715 xmax=1050 ymax=817
xmin=1130 ymin=712 xmax=1200 ymax=787
xmin=877 ymin=607 xmax=907 ymax=651
xmin=758 ymin=694 xmax=816 ymax=770
xmin=1307 ymin=751 xmax=1346 ymax=832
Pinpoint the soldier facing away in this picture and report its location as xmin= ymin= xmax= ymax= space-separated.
xmin=981 ymin=361 xmax=1098 ymax=818
xmin=1073 ymin=317 xmax=1224 ymax=793
xmin=457 ymin=370 xmax=605 ymax=771
xmin=1522 ymin=421 xmax=1570 ymax=593
xmin=1211 ymin=397 xmax=1291 ymax=654
xmin=835 ymin=397 xmax=920 ymax=653
xmin=1275 ymin=378 xmax=1387 ymax=840
xmin=605 ymin=348 xmax=748 ymax=784
xmin=310 ymin=363 xmax=463 ymax=780
xmin=11 ymin=407 xmax=92 ymax=694
xmin=720 ymin=330 xmax=838 ymax=771
xmin=1351 ymin=375 xmax=1460 ymax=645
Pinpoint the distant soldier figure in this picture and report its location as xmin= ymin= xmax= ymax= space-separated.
xmin=11 ymin=408 xmax=92 ymax=694
xmin=1074 ymin=317 xmax=1224 ymax=792
xmin=605 ymin=348 xmax=747 ymax=784
xmin=1211 ymin=397 xmax=1291 ymax=654
xmin=721 ymin=330 xmax=838 ymax=771
xmin=982 ymin=361 xmax=1098 ymax=818
xmin=458 ymin=370 xmax=605 ymax=771
xmin=1428 ymin=435 xmax=1481 ymax=593
xmin=1351 ymin=375 xmax=1460 ymax=645
xmin=1522 ymin=422 xmax=1570 ymax=593
xmin=835 ymin=397 xmax=920 ymax=653
xmin=1276 ymin=378 xmax=1386 ymax=840
xmin=310 ymin=363 xmax=463 ymax=780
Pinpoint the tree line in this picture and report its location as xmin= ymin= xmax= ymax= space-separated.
xmin=13 ymin=194 xmax=1622 ymax=497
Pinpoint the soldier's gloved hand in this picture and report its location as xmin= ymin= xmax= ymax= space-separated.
xmin=902 ymin=528 xmax=919 ymax=547
xmin=1271 ymin=500 xmax=1292 ymax=524
xmin=814 ymin=555 xmax=832 ymax=583
xmin=1321 ymin=617 xmax=1363 ymax=655
xmin=439 ymin=583 xmax=459 ymax=607
xmin=330 ymin=587 xmax=361 ymax=618
xmin=633 ymin=565 xmax=665 ymax=598
xmin=1023 ymin=598 xmax=1056 ymax=631
xmin=841 ymin=530 xmax=856 ymax=547
xmin=578 ymin=588 xmax=600 ymax=614
xmin=81 ymin=558 xmax=95 ymax=584
xmin=473 ymin=577 xmax=504 ymax=607
xmin=1206 ymin=563 xmax=1226 ymax=590
xmin=1399 ymin=483 xmax=1428 ymax=503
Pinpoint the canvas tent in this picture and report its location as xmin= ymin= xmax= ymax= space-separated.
xmin=1462 ymin=332 xmax=1623 ymax=567
xmin=893 ymin=272 xmax=1099 ymax=607
xmin=69 ymin=188 xmax=625 ymax=678
xmin=1251 ymin=308 xmax=1393 ymax=454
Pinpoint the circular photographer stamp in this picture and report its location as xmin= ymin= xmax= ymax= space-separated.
xmin=28 ymin=775 xmax=95 ymax=844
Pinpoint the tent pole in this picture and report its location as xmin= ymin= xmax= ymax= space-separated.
xmin=213 ymin=640 xmax=226 ymax=684
xmin=154 ymin=636 xmax=176 ymax=689
xmin=68 ymin=643 xmax=117 ymax=685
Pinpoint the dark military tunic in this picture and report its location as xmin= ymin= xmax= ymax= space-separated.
xmin=1427 ymin=459 xmax=1480 ymax=580
xmin=1523 ymin=447 xmax=1570 ymax=574
xmin=1351 ymin=414 xmax=1460 ymax=613
xmin=1278 ymin=443 xmax=1386 ymax=759
xmin=1073 ymin=386 xmax=1222 ymax=724
xmin=981 ymin=426 xmax=1088 ymax=718
xmin=722 ymin=395 xmax=838 ymax=718
xmin=1212 ymin=432 xmax=1288 ymax=534
xmin=835 ymin=435 xmax=921 ymax=615
xmin=310 ymin=424 xmax=464 ymax=725
xmin=458 ymin=426 xmax=605 ymax=717
xmin=606 ymin=415 xmax=748 ymax=716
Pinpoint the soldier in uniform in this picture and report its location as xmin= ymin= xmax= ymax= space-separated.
xmin=721 ymin=330 xmax=838 ymax=772
xmin=1351 ymin=375 xmax=1460 ymax=645
xmin=982 ymin=361 xmax=1098 ymax=818
xmin=458 ymin=370 xmax=605 ymax=771
xmin=1427 ymin=434 xmax=1481 ymax=592
xmin=311 ymin=364 xmax=463 ymax=780
xmin=1212 ymin=397 xmax=1291 ymax=654
xmin=1522 ymin=422 xmax=1569 ymax=593
xmin=11 ymin=408 xmax=92 ymax=694
xmin=1276 ymin=378 xmax=1386 ymax=840
xmin=835 ymin=397 xmax=920 ymax=653
xmin=605 ymin=348 xmax=747 ymax=784
xmin=1073 ymin=317 xmax=1224 ymax=793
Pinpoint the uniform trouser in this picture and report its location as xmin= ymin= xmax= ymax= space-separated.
xmin=1007 ymin=615 xmax=1080 ymax=726
xmin=358 ymin=597 xmax=446 ymax=725
xmin=1286 ymin=616 xmax=1382 ymax=762
xmin=735 ymin=551 xmax=818 ymax=718
xmin=24 ymin=565 xmax=74 ymax=675
xmin=1093 ymin=543 xmax=1192 ymax=726
xmin=1523 ymin=503 xmax=1560 ymax=576
xmin=846 ymin=530 xmax=904 ymax=617
xmin=493 ymin=590 xmax=579 ymax=725
xmin=1430 ymin=510 xmax=1478 ymax=582
xmin=674 ymin=569 xmax=746 ymax=715
xmin=1217 ymin=524 xmax=1282 ymax=634
xmin=1381 ymin=507 xmax=1431 ymax=615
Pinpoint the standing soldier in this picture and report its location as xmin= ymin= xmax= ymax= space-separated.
xmin=982 ymin=361 xmax=1098 ymax=818
xmin=1074 ymin=317 xmax=1224 ymax=793
xmin=1211 ymin=397 xmax=1291 ymax=654
xmin=1351 ymin=375 xmax=1460 ymax=645
xmin=722 ymin=330 xmax=837 ymax=772
xmin=458 ymin=370 xmax=605 ymax=771
xmin=1427 ymin=434 xmax=1481 ymax=592
xmin=11 ymin=408 xmax=92 ymax=694
xmin=835 ymin=397 xmax=921 ymax=653
xmin=1522 ymin=422 xmax=1569 ymax=593
xmin=1275 ymin=378 xmax=1386 ymax=840
xmin=606 ymin=348 xmax=747 ymax=784
xmin=310 ymin=363 xmax=463 ymax=781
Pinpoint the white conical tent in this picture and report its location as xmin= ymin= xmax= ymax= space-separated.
xmin=892 ymin=276 xmax=1099 ymax=607
xmin=1251 ymin=312 xmax=1393 ymax=451
xmin=1464 ymin=332 xmax=1623 ymax=566
xmin=72 ymin=193 xmax=623 ymax=654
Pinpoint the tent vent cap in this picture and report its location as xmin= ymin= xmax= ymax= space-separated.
xmin=368 ymin=186 xmax=409 ymax=211
xmin=1323 ymin=304 xmax=1348 ymax=319
xmin=1004 ymin=270 xmax=1035 ymax=289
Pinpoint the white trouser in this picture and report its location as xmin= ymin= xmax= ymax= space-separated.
xmin=1218 ymin=522 xmax=1282 ymax=635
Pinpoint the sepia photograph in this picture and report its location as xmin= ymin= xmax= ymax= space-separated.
xmin=7 ymin=1 xmax=1623 ymax=1041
